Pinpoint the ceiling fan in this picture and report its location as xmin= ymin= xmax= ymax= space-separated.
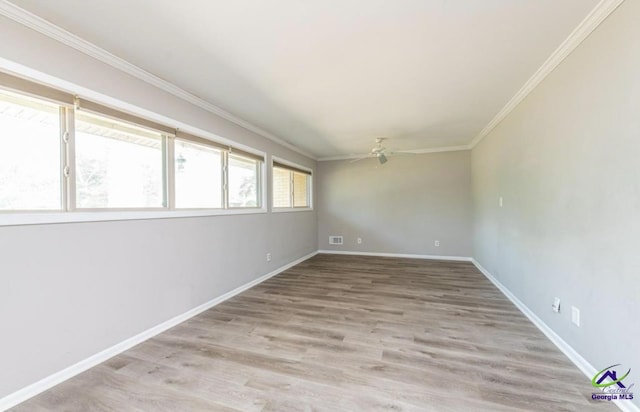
xmin=351 ymin=138 xmax=396 ymax=165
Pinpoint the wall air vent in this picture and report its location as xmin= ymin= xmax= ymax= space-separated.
xmin=329 ymin=236 xmax=344 ymax=245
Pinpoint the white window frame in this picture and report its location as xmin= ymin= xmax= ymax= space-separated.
xmin=71 ymin=108 xmax=171 ymax=212
xmin=0 ymin=72 xmax=268 ymax=227
xmin=226 ymin=151 xmax=264 ymax=210
xmin=0 ymin=87 xmax=70 ymax=213
xmin=172 ymin=137 xmax=225 ymax=211
xmin=271 ymin=156 xmax=313 ymax=213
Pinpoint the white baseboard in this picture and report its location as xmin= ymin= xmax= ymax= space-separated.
xmin=5 ymin=252 xmax=636 ymax=412
xmin=318 ymin=249 xmax=472 ymax=262
xmin=0 ymin=251 xmax=318 ymax=412
xmin=471 ymin=259 xmax=639 ymax=412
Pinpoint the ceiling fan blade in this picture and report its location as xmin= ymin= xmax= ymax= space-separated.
xmin=349 ymin=155 xmax=370 ymax=163
xmin=386 ymin=151 xmax=415 ymax=157
xmin=378 ymin=153 xmax=388 ymax=164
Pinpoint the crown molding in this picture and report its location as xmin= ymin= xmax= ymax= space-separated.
xmin=317 ymin=144 xmax=470 ymax=161
xmin=317 ymin=154 xmax=367 ymax=162
xmin=0 ymin=0 xmax=316 ymax=160
xmin=317 ymin=154 xmax=369 ymax=162
xmin=1 ymin=0 xmax=624 ymax=160
xmin=402 ymin=145 xmax=471 ymax=155
xmin=469 ymin=0 xmax=626 ymax=149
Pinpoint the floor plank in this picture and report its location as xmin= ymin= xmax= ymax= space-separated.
xmin=12 ymin=254 xmax=615 ymax=411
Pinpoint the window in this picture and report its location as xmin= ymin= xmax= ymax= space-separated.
xmin=0 ymin=89 xmax=62 ymax=210
xmin=0 ymin=71 xmax=268 ymax=221
xmin=174 ymin=139 xmax=222 ymax=208
xmin=292 ymin=171 xmax=309 ymax=208
xmin=272 ymin=161 xmax=312 ymax=209
xmin=273 ymin=167 xmax=291 ymax=208
xmin=75 ymin=112 xmax=165 ymax=209
xmin=228 ymin=153 xmax=260 ymax=208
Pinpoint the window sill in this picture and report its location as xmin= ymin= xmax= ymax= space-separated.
xmin=271 ymin=207 xmax=314 ymax=213
xmin=0 ymin=208 xmax=267 ymax=227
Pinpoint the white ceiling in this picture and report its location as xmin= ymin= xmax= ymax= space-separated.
xmin=10 ymin=0 xmax=599 ymax=158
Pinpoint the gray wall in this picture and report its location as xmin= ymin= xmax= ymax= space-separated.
xmin=472 ymin=0 xmax=639 ymax=404
xmin=0 ymin=16 xmax=317 ymax=398
xmin=317 ymin=150 xmax=472 ymax=257
xmin=3 ymin=0 xmax=640 ymax=405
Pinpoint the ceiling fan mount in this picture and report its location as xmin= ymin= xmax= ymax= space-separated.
xmin=370 ymin=138 xmax=388 ymax=164
xmin=350 ymin=137 xmax=411 ymax=165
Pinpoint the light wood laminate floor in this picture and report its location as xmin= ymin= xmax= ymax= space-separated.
xmin=13 ymin=254 xmax=614 ymax=411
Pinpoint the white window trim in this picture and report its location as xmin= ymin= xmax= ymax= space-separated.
xmin=226 ymin=151 xmax=264 ymax=210
xmin=271 ymin=208 xmax=314 ymax=214
xmin=271 ymin=156 xmax=313 ymax=212
xmin=0 ymin=67 xmax=270 ymax=225
xmin=0 ymin=207 xmax=267 ymax=227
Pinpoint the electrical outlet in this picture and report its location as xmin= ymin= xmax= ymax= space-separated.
xmin=571 ymin=306 xmax=580 ymax=326
xmin=552 ymin=297 xmax=561 ymax=313
xmin=357 ymin=237 xmax=362 ymax=244
xmin=435 ymin=240 xmax=440 ymax=247
xmin=266 ymin=253 xmax=272 ymax=262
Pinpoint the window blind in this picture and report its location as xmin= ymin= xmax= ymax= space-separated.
xmin=176 ymin=130 xmax=264 ymax=162
xmin=75 ymin=98 xmax=175 ymax=136
xmin=0 ymin=71 xmax=74 ymax=106
xmin=272 ymin=161 xmax=311 ymax=175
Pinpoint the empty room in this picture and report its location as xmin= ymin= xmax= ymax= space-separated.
xmin=0 ymin=0 xmax=638 ymax=411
